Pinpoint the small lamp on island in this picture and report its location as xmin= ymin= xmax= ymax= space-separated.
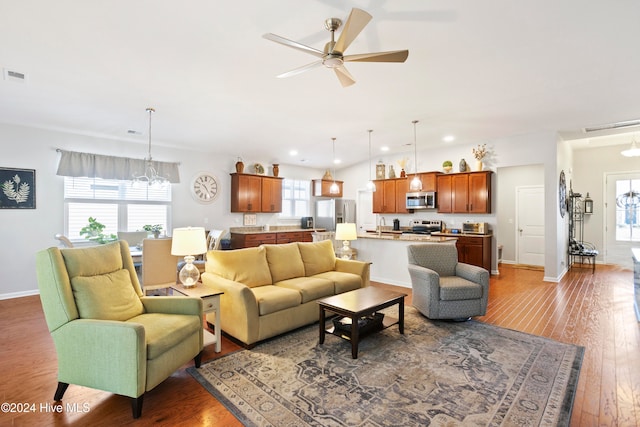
xmin=335 ymin=223 xmax=358 ymax=260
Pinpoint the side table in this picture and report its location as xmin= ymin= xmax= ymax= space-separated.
xmin=170 ymin=284 xmax=223 ymax=353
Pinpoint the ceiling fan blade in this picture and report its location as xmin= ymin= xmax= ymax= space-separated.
xmin=334 ymin=66 xmax=356 ymax=87
xmin=276 ymin=60 xmax=323 ymax=79
xmin=333 ymin=8 xmax=372 ymax=54
xmin=344 ymin=50 xmax=409 ymax=63
xmin=263 ymin=33 xmax=324 ymax=58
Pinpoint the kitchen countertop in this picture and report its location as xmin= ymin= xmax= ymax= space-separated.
xmin=229 ymin=227 xmax=326 ymax=235
xmin=431 ymin=232 xmax=493 ymax=238
xmin=358 ymin=232 xmax=457 ymax=243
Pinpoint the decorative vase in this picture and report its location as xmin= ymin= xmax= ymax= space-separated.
xmin=323 ymin=169 xmax=333 ymax=180
xmin=476 ymin=160 xmax=483 ymax=171
xmin=376 ymin=163 xmax=385 ymax=180
xmin=400 ymin=168 xmax=406 ymax=178
xmin=235 ymin=159 xmax=244 ymax=174
xmin=443 ymin=166 xmax=453 ymax=173
xmin=388 ymin=165 xmax=396 ymax=178
xmin=272 ymin=164 xmax=279 ymax=177
xmin=459 ymin=159 xmax=467 ymax=172
xmin=153 ymin=231 xmax=160 ymax=239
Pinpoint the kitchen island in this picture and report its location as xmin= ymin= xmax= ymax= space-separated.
xmin=353 ymin=232 xmax=457 ymax=288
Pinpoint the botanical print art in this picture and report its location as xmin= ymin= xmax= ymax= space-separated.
xmin=0 ymin=167 xmax=35 ymax=209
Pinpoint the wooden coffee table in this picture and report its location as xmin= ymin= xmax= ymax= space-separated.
xmin=318 ymin=287 xmax=407 ymax=359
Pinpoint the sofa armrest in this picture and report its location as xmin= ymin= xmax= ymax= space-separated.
xmin=455 ymin=263 xmax=490 ymax=292
xmin=335 ymin=259 xmax=371 ymax=287
xmin=51 ymin=319 xmax=147 ymax=398
xmin=201 ymin=272 xmax=260 ymax=344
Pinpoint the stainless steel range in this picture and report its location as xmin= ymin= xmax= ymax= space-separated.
xmin=404 ymin=220 xmax=443 ymax=235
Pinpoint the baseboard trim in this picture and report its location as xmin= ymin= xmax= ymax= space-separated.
xmin=0 ymin=289 xmax=40 ymax=300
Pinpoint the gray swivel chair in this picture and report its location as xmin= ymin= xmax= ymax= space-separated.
xmin=407 ymin=243 xmax=489 ymax=320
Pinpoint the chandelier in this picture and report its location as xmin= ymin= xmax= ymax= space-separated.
xmin=616 ymin=190 xmax=640 ymax=208
xmin=133 ymin=107 xmax=169 ymax=187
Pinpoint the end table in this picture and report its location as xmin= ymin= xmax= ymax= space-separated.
xmin=170 ymin=284 xmax=223 ymax=353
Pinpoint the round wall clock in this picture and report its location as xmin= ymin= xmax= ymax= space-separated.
xmin=558 ymin=170 xmax=567 ymax=217
xmin=191 ymin=172 xmax=219 ymax=204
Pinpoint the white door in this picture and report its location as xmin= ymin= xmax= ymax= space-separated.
xmin=604 ymin=172 xmax=640 ymax=268
xmin=517 ymin=186 xmax=545 ymax=266
xmin=356 ymin=190 xmax=375 ymax=234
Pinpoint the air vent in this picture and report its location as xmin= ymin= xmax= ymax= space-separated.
xmin=3 ymin=68 xmax=27 ymax=83
xmin=584 ymin=119 xmax=640 ymax=133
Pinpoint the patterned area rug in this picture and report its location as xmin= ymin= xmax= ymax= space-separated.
xmin=188 ymin=307 xmax=583 ymax=426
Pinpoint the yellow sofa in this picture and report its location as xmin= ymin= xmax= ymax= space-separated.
xmin=201 ymin=239 xmax=370 ymax=347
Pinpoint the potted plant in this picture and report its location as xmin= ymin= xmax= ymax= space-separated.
xmin=442 ymin=160 xmax=453 ymax=173
xmin=143 ymin=224 xmax=163 ymax=238
xmin=79 ymin=217 xmax=117 ymax=244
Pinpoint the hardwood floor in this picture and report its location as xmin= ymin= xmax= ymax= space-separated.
xmin=1 ymin=263 xmax=638 ymax=426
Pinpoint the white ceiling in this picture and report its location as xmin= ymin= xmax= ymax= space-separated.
xmin=1 ymin=0 xmax=640 ymax=169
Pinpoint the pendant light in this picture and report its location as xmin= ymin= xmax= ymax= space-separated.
xmin=621 ymin=137 xmax=640 ymax=157
xmin=366 ymin=129 xmax=376 ymax=192
xmin=133 ymin=107 xmax=169 ymax=187
xmin=409 ymin=120 xmax=422 ymax=191
xmin=330 ymin=137 xmax=340 ymax=194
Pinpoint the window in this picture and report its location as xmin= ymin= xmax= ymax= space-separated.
xmin=64 ymin=177 xmax=171 ymax=240
xmin=280 ymin=179 xmax=310 ymax=218
xmin=615 ymin=178 xmax=640 ymax=242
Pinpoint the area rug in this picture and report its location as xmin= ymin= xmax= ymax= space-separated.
xmin=188 ymin=307 xmax=583 ymax=426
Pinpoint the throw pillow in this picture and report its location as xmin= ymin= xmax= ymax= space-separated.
xmin=71 ymin=268 xmax=144 ymax=321
xmin=62 ymin=241 xmax=124 ymax=278
xmin=263 ymin=243 xmax=305 ymax=283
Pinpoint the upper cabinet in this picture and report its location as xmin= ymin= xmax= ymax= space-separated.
xmin=436 ymin=171 xmax=492 ymax=213
xmin=373 ymin=172 xmax=440 ymax=214
xmin=312 ymin=179 xmax=343 ymax=198
xmin=230 ymin=173 xmax=283 ymax=213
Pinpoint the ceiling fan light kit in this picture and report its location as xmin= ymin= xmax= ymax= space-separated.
xmin=263 ymin=8 xmax=409 ymax=87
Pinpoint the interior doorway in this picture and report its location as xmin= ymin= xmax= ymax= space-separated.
xmin=604 ymin=172 xmax=640 ymax=269
xmin=356 ymin=189 xmax=375 ymax=233
xmin=516 ymin=185 xmax=545 ymax=266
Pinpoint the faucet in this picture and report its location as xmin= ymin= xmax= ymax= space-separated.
xmin=377 ymin=216 xmax=386 ymax=236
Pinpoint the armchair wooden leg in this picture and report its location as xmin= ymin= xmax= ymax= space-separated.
xmin=54 ymin=382 xmax=69 ymax=401
xmin=131 ymin=395 xmax=144 ymax=419
xmin=195 ymin=350 xmax=203 ymax=368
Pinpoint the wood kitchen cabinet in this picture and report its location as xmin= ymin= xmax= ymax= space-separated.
xmin=261 ymin=176 xmax=283 ymax=213
xmin=436 ymin=171 xmax=492 ymax=213
xmin=372 ymin=179 xmax=398 ymax=213
xmin=231 ymin=230 xmax=314 ymax=249
xmin=312 ymin=179 xmax=343 ymax=197
xmin=455 ymin=235 xmax=492 ymax=272
xmin=230 ymin=173 xmax=283 ymax=213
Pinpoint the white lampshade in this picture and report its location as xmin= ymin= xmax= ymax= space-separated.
xmin=335 ymin=223 xmax=357 ymax=241
xmin=171 ymin=227 xmax=207 ymax=256
xmin=621 ymin=139 xmax=640 ymax=157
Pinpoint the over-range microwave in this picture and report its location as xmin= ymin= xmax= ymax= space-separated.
xmin=406 ymin=191 xmax=436 ymax=210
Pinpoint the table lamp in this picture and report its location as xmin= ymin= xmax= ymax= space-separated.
xmin=171 ymin=227 xmax=207 ymax=288
xmin=335 ymin=223 xmax=357 ymax=260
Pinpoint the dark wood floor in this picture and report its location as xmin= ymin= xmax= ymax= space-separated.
xmin=1 ymin=263 xmax=638 ymax=426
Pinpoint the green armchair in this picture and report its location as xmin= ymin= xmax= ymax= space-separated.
xmin=35 ymin=241 xmax=203 ymax=418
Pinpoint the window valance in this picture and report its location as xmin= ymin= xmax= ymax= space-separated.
xmin=56 ymin=149 xmax=180 ymax=183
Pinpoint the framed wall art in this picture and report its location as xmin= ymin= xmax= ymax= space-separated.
xmin=0 ymin=167 xmax=36 ymax=209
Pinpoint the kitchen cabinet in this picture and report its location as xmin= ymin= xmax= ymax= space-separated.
xmin=456 ymin=235 xmax=492 ymax=272
xmin=231 ymin=230 xmax=314 ymax=249
xmin=418 ymin=172 xmax=438 ymax=192
xmin=394 ymin=178 xmax=410 ymax=214
xmin=436 ymin=171 xmax=492 ymax=213
xmin=312 ymin=179 xmax=343 ymax=197
xmin=261 ymin=176 xmax=283 ymax=213
xmin=372 ymin=179 xmax=399 ymax=213
xmin=230 ymin=173 xmax=283 ymax=213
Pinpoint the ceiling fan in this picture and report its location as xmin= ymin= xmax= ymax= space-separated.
xmin=263 ymin=8 xmax=409 ymax=87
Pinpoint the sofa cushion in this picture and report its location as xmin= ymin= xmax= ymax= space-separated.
xmin=312 ymin=271 xmax=363 ymax=294
xmin=263 ymin=243 xmax=305 ymax=283
xmin=126 ymin=312 xmax=201 ymax=360
xmin=297 ymin=240 xmax=336 ymax=276
xmin=251 ymin=285 xmax=302 ymax=316
xmin=439 ymin=277 xmax=483 ymax=301
xmin=206 ymin=246 xmax=272 ymax=288
xmin=62 ymin=241 xmax=123 ymax=277
xmin=70 ymin=268 xmax=144 ymax=321
xmin=274 ymin=277 xmax=335 ymax=303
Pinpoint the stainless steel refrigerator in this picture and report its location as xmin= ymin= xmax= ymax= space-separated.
xmin=315 ymin=199 xmax=356 ymax=231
